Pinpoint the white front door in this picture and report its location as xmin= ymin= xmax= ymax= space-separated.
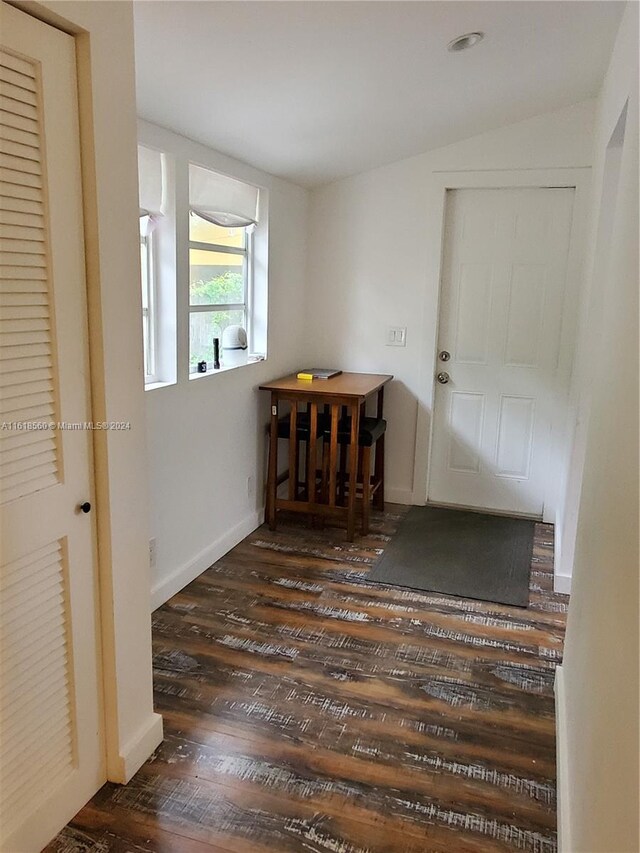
xmin=0 ymin=4 xmax=104 ymax=850
xmin=428 ymin=187 xmax=575 ymax=517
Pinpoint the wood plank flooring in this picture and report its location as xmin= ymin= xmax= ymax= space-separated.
xmin=47 ymin=506 xmax=568 ymax=853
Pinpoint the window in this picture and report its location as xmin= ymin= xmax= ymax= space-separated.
xmin=188 ymin=163 xmax=260 ymax=372
xmin=188 ymin=213 xmax=251 ymax=367
xmin=139 ymin=217 xmax=157 ymax=381
xmin=138 ymin=145 xmax=166 ymax=386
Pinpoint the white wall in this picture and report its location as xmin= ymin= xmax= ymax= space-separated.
xmin=305 ymin=100 xmax=595 ymax=506
xmin=557 ymin=3 xmax=639 ymax=850
xmin=21 ymin=0 xmax=162 ymax=784
xmin=139 ymin=122 xmax=309 ymax=608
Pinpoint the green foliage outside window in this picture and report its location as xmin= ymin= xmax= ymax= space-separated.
xmin=189 ymin=270 xmax=245 ymax=365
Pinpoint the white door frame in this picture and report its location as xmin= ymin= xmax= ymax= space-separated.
xmin=412 ymin=168 xmax=591 ymax=524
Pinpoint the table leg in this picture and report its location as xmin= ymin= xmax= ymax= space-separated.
xmin=268 ymin=393 xmax=279 ymax=529
xmin=374 ymin=387 xmax=385 ymax=511
xmin=347 ymin=401 xmax=360 ymax=541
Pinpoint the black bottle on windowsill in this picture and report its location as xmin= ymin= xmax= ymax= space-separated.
xmin=213 ymin=337 xmax=221 ymax=370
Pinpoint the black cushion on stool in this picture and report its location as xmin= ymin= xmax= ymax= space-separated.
xmin=325 ymin=416 xmax=387 ymax=447
xmin=276 ymin=411 xmax=330 ymax=440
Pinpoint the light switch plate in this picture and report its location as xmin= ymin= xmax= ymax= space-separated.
xmin=386 ymin=326 xmax=407 ymax=346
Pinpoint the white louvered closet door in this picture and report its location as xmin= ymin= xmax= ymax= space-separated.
xmin=0 ymin=4 xmax=104 ymax=851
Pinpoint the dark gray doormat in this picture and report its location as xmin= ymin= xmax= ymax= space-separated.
xmin=369 ymin=505 xmax=534 ymax=607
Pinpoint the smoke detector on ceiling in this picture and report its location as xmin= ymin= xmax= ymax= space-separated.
xmin=447 ymin=32 xmax=484 ymax=52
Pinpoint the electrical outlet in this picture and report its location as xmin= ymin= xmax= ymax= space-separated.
xmin=386 ymin=326 xmax=407 ymax=346
xmin=149 ymin=537 xmax=157 ymax=569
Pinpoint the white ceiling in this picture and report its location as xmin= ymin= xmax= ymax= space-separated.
xmin=134 ymin=1 xmax=624 ymax=188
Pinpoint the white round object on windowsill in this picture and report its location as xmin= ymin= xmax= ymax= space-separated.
xmin=222 ymin=325 xmax=248 ymax=367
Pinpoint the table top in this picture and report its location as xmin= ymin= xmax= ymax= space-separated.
xmin=259 ymin=371 xmax=393 ymax=399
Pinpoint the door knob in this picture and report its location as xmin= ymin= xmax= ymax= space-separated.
xmin=438 ymin=350 xmax=451 ymax=362
xmin=437 ymin=372 xmax=450 ymax=385
xmin=78 ymin=501 xmax=91 ymax=513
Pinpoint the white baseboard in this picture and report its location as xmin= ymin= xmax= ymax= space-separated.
xmin=554 ymin=574 xmax=572 ymax=595
xmin=151 ymin=510 xmax=263 ymax=611
xmin=110 ymin=712 xmax=164 ymax=783
xmin=555 ymin=665 xmax=572 ymax=853
xmin=386 ymin=487 xmax=415 ymax=505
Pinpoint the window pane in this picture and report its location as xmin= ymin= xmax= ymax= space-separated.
xmin=189 ymin=212 xmax=246 ymax=248
xmin=190 ymin=248 xmax=245 ymax=305
xmin=140 ymin=238 xmax=151 ymax=376
xmin=189 ymin=309 xmax=245 ymax=366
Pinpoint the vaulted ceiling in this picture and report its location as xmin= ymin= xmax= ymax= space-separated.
xmin=134 ymin=1 xmax=624 ymax=187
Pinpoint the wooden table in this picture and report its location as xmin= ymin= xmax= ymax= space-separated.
xmin=259 ymin=372 xmax=393 ymax=540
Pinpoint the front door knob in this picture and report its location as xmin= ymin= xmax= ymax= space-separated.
xmin=437 ymin=372 xmax=450 ymax=385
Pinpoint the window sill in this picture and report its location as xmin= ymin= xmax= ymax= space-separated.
xmin=145 ymin=379 xmax=177 ymax=392
xmin=188 ymin=355 xmax=265 ymax=381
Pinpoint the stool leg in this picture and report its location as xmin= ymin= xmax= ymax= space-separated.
xmin=288 ymin=404 xmax=297 ymax=501
xmin=374 ymin=432 xmax=385 ymax=511
xmin=268 ymin=394 xmax=278 ymax=529
xmin=346 ymin=403 xmax=360 ymax=541
xmin=339 ymin=443 xmax=347 ymax=505
xmin=362 ymin=445 xmax=371 ymax=535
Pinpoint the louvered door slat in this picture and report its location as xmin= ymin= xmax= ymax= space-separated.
xmin=1 ymin=433 xmax=54 ymax=465
xmin=2 ymin=739 xmax=73 ymax=820
xmin=0 ymin=151 xmax=41 ymax=175
xmin=2 ymin=448 xmax=57 ymax=479
xmin=0 ymin=178 xmax=40 ymax=200
xmin=0 ymin=268 xmax=47 ymax=282
xmin=2 ymin=672 xmax=70 ymax=732
xmin=1 ymin=364 xmax=52 ymax=383
xmin=0 ymin=139 xmax=39 ymax=163
xmin=0 ymin=224 xmax=45 ymax=242
xmin=0 ymin=64 xmax=36 ymax=91
xmin=1 ymin=81 xmax=37 ymax=106
xmin=0 ymin=209 xmax=44 ymax=227
xmin=1 ymin=643 xmax=68 ymax=709
xmin=1 ymin=542 xmax=61 ymax=590
xmin=2 ymin=462 xmax=58 ymax=495
xmin=0 ymin=343 xmax=51 ymax=363
xmin=2 ymin=712 xmax=71 ymax=779
xmin=0 ymin=51 xmax=35 ymax=78
xmin=1 ymin=388 xmax=53 ymax=409
xmin=2 ymin=703 xmax=72 ymax=769
xmin=0 ymin=124 xmax=39 ymax=148
xmin=1 ymin=329 xmax=52 ymax=346
xmin=0 ymin=565 xmax=61 ymax=620
xmin=1 ymin=241 xmax=46 ymax=258
xmin=0 ymin=111 xmax=38 ymax=138
xmin=0 ymin=166 xmax=42 ymax=189
xmin=0 ymin=292 xmax=48 ymax=307
xmin=1 ymin=304 xmax=48 ymax=320
xmin=1 ymin=619 xmax=67 ymax=675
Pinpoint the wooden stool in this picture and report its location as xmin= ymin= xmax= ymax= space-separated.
xmin=265 ymin=405 xmax=329 ymax=523
xmin=323 ymin=416 xmax=386 ymax=534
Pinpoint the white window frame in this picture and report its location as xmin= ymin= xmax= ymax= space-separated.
xmin=188 ymin=216 xmax=253 ymax=368
xmin=140 ymin=226 xmax=159 ymax=384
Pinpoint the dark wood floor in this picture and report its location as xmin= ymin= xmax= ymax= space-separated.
xmin=48 ymin=506 xmax=568 ymax=853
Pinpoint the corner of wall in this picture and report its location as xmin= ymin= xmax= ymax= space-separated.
xmin=110 ymin=712 xmax=164 ymax=784
xmin=151 ymin=508 xmax=263 ymax=610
